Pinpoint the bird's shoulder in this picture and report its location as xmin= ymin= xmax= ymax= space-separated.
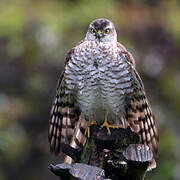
xmin=117 ymin=42 xmax=145 ymax=90
xmin=56 ymin=40 xmax=84 ymax=90
xmin=117 ymin=42 xmax=136 ymax=68
xmin=64 ymin=40 xmax=84 ymax=66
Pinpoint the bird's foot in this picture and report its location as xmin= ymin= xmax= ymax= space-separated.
xmin=100 ymin=113 xmax=118 ymax=135
xmin=85 ymin=120 xmax=97 ymax=138
xmin=85 ymin=127 xmax=90 ymax=138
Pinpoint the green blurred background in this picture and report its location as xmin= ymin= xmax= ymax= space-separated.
xmin=0 ymin=0 xmax=180 ymax=179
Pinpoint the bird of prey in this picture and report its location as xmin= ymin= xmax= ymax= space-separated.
xmin=48 ymin=18 xmax=159 ymax=170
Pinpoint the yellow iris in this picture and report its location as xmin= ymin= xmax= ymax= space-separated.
xmin=105 ymin=28 xmax=110 ymax=34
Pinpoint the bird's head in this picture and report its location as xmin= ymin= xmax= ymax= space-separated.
xmin=85 ymin=18 xmax=117 ymax=42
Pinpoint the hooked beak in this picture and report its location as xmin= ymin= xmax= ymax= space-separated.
xmin=95 ymin=30 xmax=104 ymax=40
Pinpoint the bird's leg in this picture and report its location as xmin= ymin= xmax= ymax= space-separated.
xmin=100 ymin=112 xmax=118 ymax=135
xmin=85 ymin=119 xmax=97 ymax=138
xmin=91 ymin=120 xmax=97 ymax=125
xmin=85 ymin=125 xmax=90 ymax=138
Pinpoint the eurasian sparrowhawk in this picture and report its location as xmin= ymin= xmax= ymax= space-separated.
xmin=48 ymin=18 xmax=159 ymax=170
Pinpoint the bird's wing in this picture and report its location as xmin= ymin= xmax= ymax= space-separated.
xmin=48 ymin=41 xmax=87 ymax=155
xmin=117 ymin=42 xmax=136 ymax=68
xmin=117 ymin=43 xmax=159 ymax=157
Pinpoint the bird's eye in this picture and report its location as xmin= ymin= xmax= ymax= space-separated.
xmin=91 ymin=28 xmax=96 ymax=34
xmin=105 ymin=28 xmax=110 ymax=34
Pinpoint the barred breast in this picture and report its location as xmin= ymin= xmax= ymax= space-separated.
xmin=64 ymin=41 xmax=134 ymax=125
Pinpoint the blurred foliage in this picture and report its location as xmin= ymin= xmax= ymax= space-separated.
xmin=0 ymin=0 xmax=180 ymax=179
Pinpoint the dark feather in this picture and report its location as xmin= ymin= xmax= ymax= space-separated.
xmin=118 ymin=43 xmax=159 ymax=169
xmin=48 ymin=41 xmax=85 ymax=155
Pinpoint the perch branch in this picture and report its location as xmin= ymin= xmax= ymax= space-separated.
xmin=48 ymin=125 xmax=153 ymax=180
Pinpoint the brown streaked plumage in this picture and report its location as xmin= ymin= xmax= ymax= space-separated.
xmin=48 ymin=18 xmax=159 ymax=170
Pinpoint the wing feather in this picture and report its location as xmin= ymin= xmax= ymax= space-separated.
xmin=48 ymin=41 xmax=84 ymax=155
xmin=118 ymin=42 xmax=159 ymax=169
xmin=126 ymin=70 xmax=159 ymax=170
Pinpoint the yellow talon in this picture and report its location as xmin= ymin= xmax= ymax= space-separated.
xmin=100 ymin=112 xmax=118 ymax=135
xmin=85 ymin=127 xmax=90 ymax=137
xmin=91 ymin=120 xmax=97 ymax=125
xmin=85 ymin=120 xmax=97 ymax=138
